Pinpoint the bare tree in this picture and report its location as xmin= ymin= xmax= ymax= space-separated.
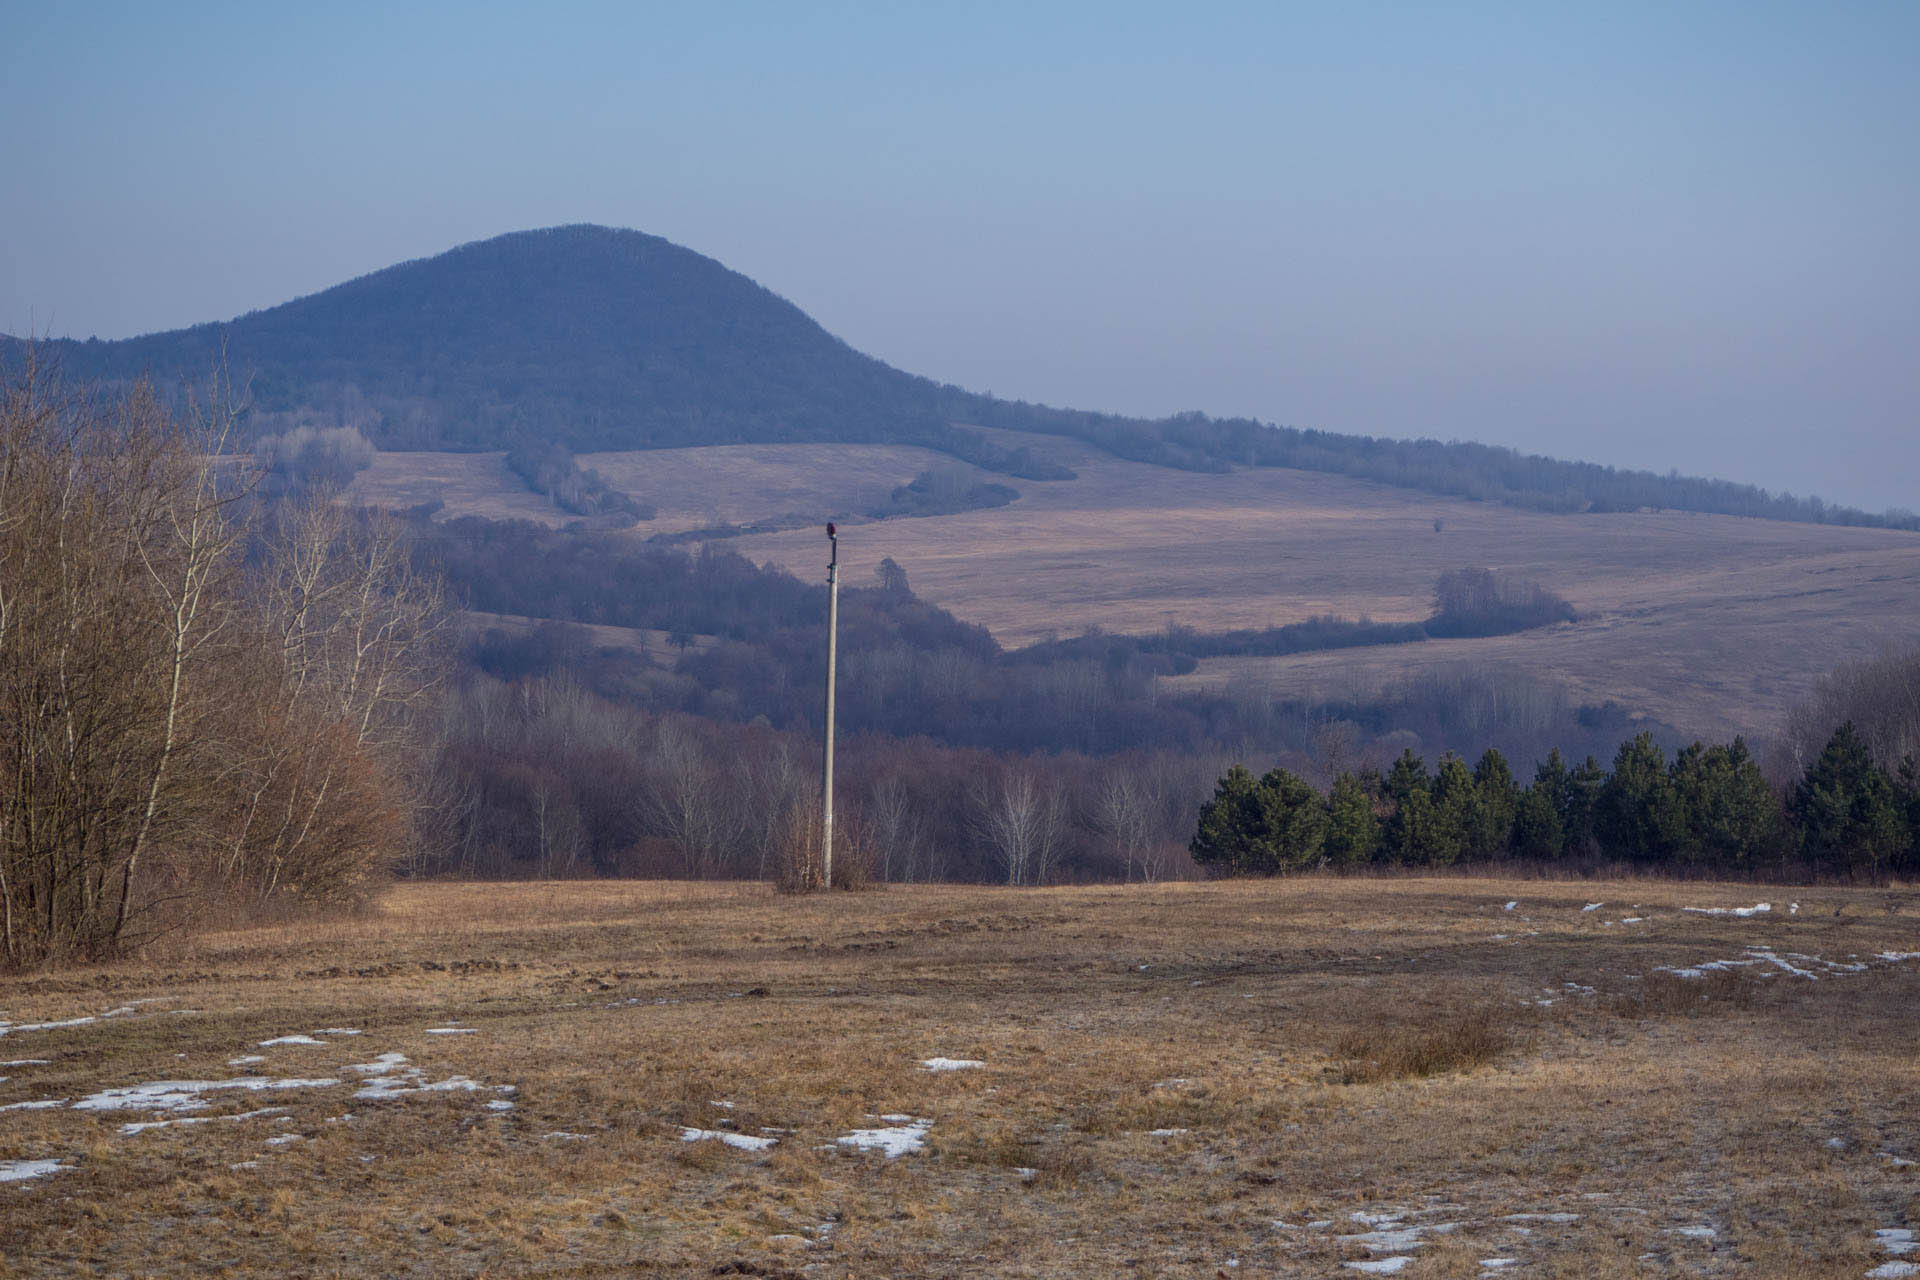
xmin=1090 ymin=768 xmax=1155 ymax=883
xmin=972 ymin=766 xmax=1066 ymax=886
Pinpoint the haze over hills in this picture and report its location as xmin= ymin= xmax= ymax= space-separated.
xmin=7 ymin=224 xmax=1914 ymax=529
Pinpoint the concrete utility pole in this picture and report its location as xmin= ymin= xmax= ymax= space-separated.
xmin=820 ymin=523 xmax=840 ymax=889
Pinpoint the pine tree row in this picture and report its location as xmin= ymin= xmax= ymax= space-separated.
xmin=1190 ymin=725 xmax=1920 ymax=879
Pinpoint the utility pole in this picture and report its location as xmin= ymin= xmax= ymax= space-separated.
xmin=820 ymin=523 xmax=839 ymax=889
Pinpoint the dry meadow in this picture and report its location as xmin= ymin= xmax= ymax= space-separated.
xmin=3 ymin=878 xmax=1916 ymax=1277
xmin=347 ymin=432 xmax=1920 ymax=743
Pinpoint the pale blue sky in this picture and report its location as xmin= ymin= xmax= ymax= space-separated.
xmin=4 ymin=1 xmax=1916 ymax=510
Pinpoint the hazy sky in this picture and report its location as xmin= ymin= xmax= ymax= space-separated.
xmin=5 ymin=2 xmax=1916 ymax=511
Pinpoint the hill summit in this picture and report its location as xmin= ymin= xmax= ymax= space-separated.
xmin=8 ymin=225 xmax=1913 ymax=526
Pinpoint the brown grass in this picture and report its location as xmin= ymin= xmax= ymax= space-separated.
xmin=347 ymin=432 xmax=1919 ymax=741
xmin=1 ymin=877 xmax=1917 ymax=1276
xmin=1333 ymin=1001 xmax=1517 ymax=1083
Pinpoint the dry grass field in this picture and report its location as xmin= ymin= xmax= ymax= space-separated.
xmin=348 ymin=433 xmax=1920 ymax=740
xmin=3 ymin=878 xmax=1917 ymax=1278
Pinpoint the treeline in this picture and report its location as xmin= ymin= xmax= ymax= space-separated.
xmin=1192 ymin=724 xmax=1920 ymax=880
xmin=420 ymin=516 xmax=1633 ymax=762
xmin=1016 ymin=569 xmax=1574 ymax=667
xmin=19 ymin=224 xmax=1913 ymax=528
xmin=0 ymin=366 xmax=437 ymax=964
xmin=503 ymin=439 xmax=654 ymax=526
xmin=420 ymin=673 xmax=1215 ymax=885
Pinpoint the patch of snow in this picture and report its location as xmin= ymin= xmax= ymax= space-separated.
xmin=1479 ymin=1262 xmax=1519 ymax=1270
xmin=1504 ymin=901 xmax=1518 ymax=911
xmin=1148 ymin=1128 xmax=1189 ymax=1136
xmin=1341 ymin=1227 xmax=1428 ymax=1252
xmin=1827 ymin=1137 xmax=1849 ymax=1150
xmin=118 ymin=1106 xmax=286 ymax=1136
xmin=680 ymin=1126 xmax=777 ymax=1152
xmin=0 ymin=1016 xmax=96 ymax=1036
xmin=1682 ymin=902 xmax=1770 ymax=917
xmin=1343 ymin=1260 xmax=1412 ymax=1275
xmin=1877 ymin=952 xmax=1920 ymax=963
xmin=227 ymin=1055 xmax=267 ymax=1066
xmin=1882 ymin=1153 xmax=1917 ymax=1168
xmin=1350 ymin=1210 xmax=1407 ymax=1226
xmin=836 ymin=1116 xmax=931 ymax=1157
xmin=1621 ymin=917 xmax=1646 ymax=923
xmin=0 ymin=1059 xmax=50 ymax=1067
xmin=1877 ymin=1229 xmax=1916 ymax=1254
xmin=1583 ymin=903 xmax=1603 ymax=912
xmin=347 ymin=1053 xmax=408 ymax=1074
xmin=1672 ymin=1224 xmax=1717 ymax=1238
xmin=258 ymin=1035 xmax=325 ymax=1047
xmin=1866 ymin=1265 xmax=1920 ymax=1279
xmin=709 ymin=1099 xmax=734 ymax=1109
xmin=264 ymin=1134 xmax=302 ymax=1146
xmin=228 ymin=1160 xmax=259 ymax=1170
xmin=73 ymin=1078 xmax=340 ymax=1113
xmin=424 ymin=1027 xmax=477 ymax=1035
xmin=921 ymin=1057 xmax=985 ymax=1071
xmin=313 ymin=1028 xmax=362 ymax=1035
xmin=0 ymin=1098 xmax=66 ymax=1112
xmin=0 ymin=1159 xmax=68 ymax=1183
xmin=352 ymin=1071 xmax=481 ymax=1100
xmin=543 ymin=1131 xmax=592 ymax=1140
xmin=485 ymin=1100 xmax=514 ymax=1111
xmin=1505 ymin=1212 xmax=1580 ymax=1223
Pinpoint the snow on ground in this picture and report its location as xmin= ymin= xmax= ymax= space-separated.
xmin=0 ymin=1016 xmax=96 ymax=1037
xmin=73 ymin=1077 xmax=342 ymax=1113
xmin=1682 ymin=902 xmax=1770 ymax=917
xmin=0 ymin=1159 xmax=68 ymax=1183
xmin=258 ymin=1035 xmax=325 ymax=1047
xmin=1583 ymin=903 xmax=1603 ymax=912
xmin=1343 ymin=1259 xmax=1412 ymax=1274
xmin=1867 ymin=1265 xmax=1920 ymax=1279
xmin=424 ymin=1026 xmax=477 ymax=1035
xmin=119 ymin=1106 xmax=286 ymax=1136
xmin=1 ymin=1059 xmax=51 ymax=1067
xmin=835 ymin=1115 xmax=932 ymax=1157
xmin=0 ymin=1098 xmax=66 ymax=1112
xmin=1660 ymin=948 xmax=1914 ymax=982
xmin=679 ymin=1127 xmax=777 ymax=1152
xmin=920 ymin=1057 xmax=985 ymax=1071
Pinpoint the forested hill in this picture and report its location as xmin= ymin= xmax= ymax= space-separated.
xmin=8 ymin=224 xmax=1913 ymax=528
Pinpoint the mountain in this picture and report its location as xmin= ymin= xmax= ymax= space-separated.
xmin=7 ymin=224 xmax=1913 ymax=527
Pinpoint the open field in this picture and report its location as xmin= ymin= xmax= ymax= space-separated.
xmin=350 ymin=434 xmax=1920 ymax=741
xmin=3 ymin=878 xmax=1917 ymax=1277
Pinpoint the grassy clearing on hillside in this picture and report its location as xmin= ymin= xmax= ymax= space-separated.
xmin=346 ymin=432 xmax=1919 ymax=741
xmin=2 ymin=878 xmax=1916 ymax=1277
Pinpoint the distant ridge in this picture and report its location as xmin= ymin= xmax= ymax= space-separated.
xmin=7 ymin=224 xmax=1913 ymax=528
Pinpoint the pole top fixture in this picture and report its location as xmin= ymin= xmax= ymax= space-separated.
xmin=826 ymin=522 xmax=837 ymax=539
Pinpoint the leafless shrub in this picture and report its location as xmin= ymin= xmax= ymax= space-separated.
xmin=1334 ymin=1003 xmax=1515 ymax=1083
xmin=0 ymin=359 xmax=438 ymax=964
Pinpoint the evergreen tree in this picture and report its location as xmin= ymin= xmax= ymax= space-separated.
xmin=1512 ymin=778 xmax=1564 ymax=859
xmin=1670 ymin=737 xmax=1782 ymax=870
xmin=1471 ymin=748 xmax=1518 ymax=857
xmin=1189 ymin=765 xmax=1268 ymax=876
xmin=1256 ymin=768 xmax=1328 ymax=872
xmin=1793 ymin=723 xmax=1904 ymax=878
xmin=1564 ymin=755 xmax=1607 ymax=856
xmin=1596 ymin=733 xmax=1686 ymax=863
xmin=1426 ymin=753 xmax=1477 ymax=866
xmin=1900 ymin=756 xmax=1920 ymax=874
xmin=1381 ymin=750 xmax=1431 ymax=865
xmin=1324 ymin=770 xmax=1380 ymax=867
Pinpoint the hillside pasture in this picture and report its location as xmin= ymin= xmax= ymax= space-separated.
xmin=347 ymin=433 xmax=1920 ymax=742
xmin=1 ymin=878 xmax=1917 ymax=1277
